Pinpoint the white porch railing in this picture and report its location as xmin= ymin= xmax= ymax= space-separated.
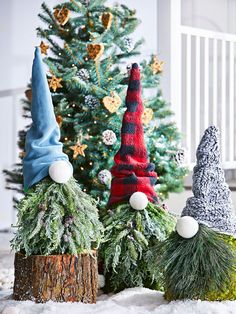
xmin=167 ymin=1 xmax=236 ymax=170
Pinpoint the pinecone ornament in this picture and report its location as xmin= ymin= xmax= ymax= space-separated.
xmin=78 ymin=25 xmax=90 ymax=41
xmin=80 ymin=0 xmax=90 ymax=5
xmin=175 ymin=148 xmax=188 ymax=166
xmin=123 ymin=37 xmax=133 ymax=52
xmin=77 ymin=68 xmax=90 ymax=81
xmin=84 ymin=95 xmax=100 ymax=109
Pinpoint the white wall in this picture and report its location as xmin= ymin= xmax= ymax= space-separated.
xmin=0 ymin=0 xmax=55 ymax=91
xmin=0 ymin=0 xmax=61 ymax=229
xmin=182 ymin=0 xmax=236 ymax=34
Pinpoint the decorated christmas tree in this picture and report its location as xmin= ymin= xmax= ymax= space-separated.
xmin=11 ymin=48 xmax=103 ymax=303
xmin=4 ymin=0 xmax=187 ymax=206
xmin=158 ymin=126 xmax=236 ymax=301
xmin=102 ymin=63 xmax=176 ymax=292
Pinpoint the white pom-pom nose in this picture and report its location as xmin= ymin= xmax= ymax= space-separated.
xmin=129 ymin=192 xmax=148 ymax=210
xmin=176 ymin=216 xmax=199 ymax=238
xmin=49 ymin=160 xmax=73 ymax=183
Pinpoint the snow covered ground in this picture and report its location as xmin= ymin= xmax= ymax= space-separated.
xmin=1 ymin=238 xmax=236 ymax=314
xmin=0 ymin=247 xmax=14 ymax=293
xmin=1 ymin=287 xmax=236 ymax=314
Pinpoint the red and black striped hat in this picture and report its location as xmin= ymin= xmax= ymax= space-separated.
xmin=108 ymin=63 xmax=158 ymax=207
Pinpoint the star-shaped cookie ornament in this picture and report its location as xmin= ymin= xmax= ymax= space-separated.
xmin=70 ymin=141 xmax=88 ymax=159
xmin=48 ymin=76 xmax=63 ymax=92
xmin=39 ymin=41 xmax=49 ymax=55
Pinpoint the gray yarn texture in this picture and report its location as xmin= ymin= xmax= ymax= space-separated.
xmin=182 ymin=126 xmax=236 ymax=236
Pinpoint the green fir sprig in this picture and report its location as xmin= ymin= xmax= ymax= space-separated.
xmin=157 ymin=225 xmax=236 ymax=300
xmin=11 ymin=177 xmax=103 ymax=256
xmin=102 ymin=202 xmax=176 ymax=291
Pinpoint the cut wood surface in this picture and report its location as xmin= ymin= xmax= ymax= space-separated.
xmin=13 ymin=251 xmax=98 ymax=303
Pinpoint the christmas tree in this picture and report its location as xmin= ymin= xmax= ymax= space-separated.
xmin=12 ymin=48 xmax=103 ymax=303
xmin=102 ymin=63 xmax=176 ymax=292
xmin=158 ymin=126 xmax=236 ymax=301
xmin=4 ymin=0 xmax=187 ymax=206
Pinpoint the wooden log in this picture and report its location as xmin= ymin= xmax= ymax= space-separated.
xmin=13 ymin=251 xmax=98 ymax=303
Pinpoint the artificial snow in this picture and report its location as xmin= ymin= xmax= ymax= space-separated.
xmin=0 ymin=269 xmax=14 ymax=291
xmin=1 ymin=287 xmax=236 ymax=314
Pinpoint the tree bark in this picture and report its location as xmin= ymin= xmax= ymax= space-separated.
xmin=13 ymin=251 xmax=98 ymax=303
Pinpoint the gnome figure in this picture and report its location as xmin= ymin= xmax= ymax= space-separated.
xmin=108 ymin=63 xmax=159 ymax=208
xmin=23 ymin=47 xmax=73 ymax=188
xmin=159 ymin=126 xmax=236 ymax=301
xmin=11 ymin=48 xmax=103 ymax=303
xmin=102 ymin=63 xmax=176 ymax=292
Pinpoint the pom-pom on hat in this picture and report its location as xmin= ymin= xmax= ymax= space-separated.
xmin=108 ymin=63 xmax=158 ymax=207
xmin=181 ymin=126 xmax=236 ymax=236
xmin=23 ymin=47 xmax=72 ymax=189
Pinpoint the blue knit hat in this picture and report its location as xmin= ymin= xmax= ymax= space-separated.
xmin=23 ymin=47 xmax=72 ymax=189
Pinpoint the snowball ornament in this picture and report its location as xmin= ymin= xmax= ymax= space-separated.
xmin=49 ymin=160 xmax=73 ymax=183
xmin=176 ymin=216 xmax=199 ymax=238
xmin=102 ymin=129 xmax=117 ymax=145
xmin=129 ymin=192 xmax=148 ymax=210
xmin=98 ymin=169 xmax=112 ymax=186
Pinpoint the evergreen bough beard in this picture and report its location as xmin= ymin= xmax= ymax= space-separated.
xmin=206 ymin=234 xmax=236 ymax=301
xmin=101 ymin=202 xmax=176 ymax=292
xmin=158 ymin=224 xmax=236 ymax=301
xmin=11 ymin=177 xmax=103 ymax=256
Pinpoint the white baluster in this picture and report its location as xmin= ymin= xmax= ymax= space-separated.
xmin=212 ymin=38 xmax=218 ymax=126
xmin=229 ymin=41 xmax=235 ymax=162
xmin=186 ymin=34 xmax=192 ymax=161
xmin=221 ymin=40 xmax=226 ymax=163
xmin=204 ymin=37 xmax=209 ymax=129
xmin=195 ymin=36 xmax=200 ymax=146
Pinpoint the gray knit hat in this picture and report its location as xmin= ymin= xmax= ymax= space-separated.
xmin=182 ymin=126 xmax=236 ymax=236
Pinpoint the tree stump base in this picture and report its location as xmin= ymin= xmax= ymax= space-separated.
xmin=13 ymin=251 xmax=98 ymax=303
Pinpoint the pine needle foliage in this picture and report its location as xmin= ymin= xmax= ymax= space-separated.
xmin=11 ymin=177 xmax=103 ymax=256
xmin=101 ymin=202 xmax=176 ymax=291
xmin=206 ymin=235 xmax=236 ymax=300
xmin=4 ymin=0 xmax=188 ymax=207
xmin=157 ymin=225 xmax=236 ymax=300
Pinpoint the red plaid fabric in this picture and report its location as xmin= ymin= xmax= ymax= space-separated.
xmin=108 ymin=63 xmax=158 ymax=207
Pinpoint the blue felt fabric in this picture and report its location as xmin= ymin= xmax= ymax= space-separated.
xmin=23 ymin=47 xmax=71 ymax=189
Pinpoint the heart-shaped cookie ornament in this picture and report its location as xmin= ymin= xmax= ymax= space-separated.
xmin=54 ymin=7 xmax=70 ymax=26
xmin=142 ymin=108 xmax=154 ymax=125
xmin=101 ymin=12 xmax=113 ymax=29
xmin=87 ymin=44 xmax=104 ymax=61
xmin=102 ymin=92 xmax=122 ymax=113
